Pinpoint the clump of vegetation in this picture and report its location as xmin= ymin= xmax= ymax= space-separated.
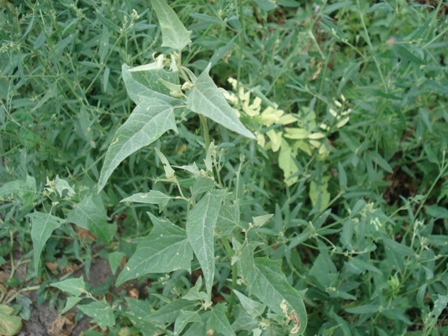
xmin=1 ymin=0 xmax=447 ymax=335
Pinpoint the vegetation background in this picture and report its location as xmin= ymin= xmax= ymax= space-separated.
xmin=1 ymin=0 xmax=447 ymax=335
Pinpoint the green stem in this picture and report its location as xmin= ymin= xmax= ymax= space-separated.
xmin=221 ymin=236 xmax=237 ymax=316
xmin=199 ymin=114 xmax=210 ymax=152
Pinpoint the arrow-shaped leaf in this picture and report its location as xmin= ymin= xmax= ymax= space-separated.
xmin=187 ymin=66 xmax=255 ymax=139
xmin=150 ymin=0 xmax=192 ymax=51
xmin=186 ymin=190 xmax=226 ymax=296
xmin=98 ymin=100 xmax=178 ymax=192
xmin=116 ymin=213 xmax=193 ymax=286
xmin=240 ymin=243 xmax=307 ymax=334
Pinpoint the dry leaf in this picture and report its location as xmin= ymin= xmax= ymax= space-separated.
xmin=48 ymin=313 xmax=76 ymax=336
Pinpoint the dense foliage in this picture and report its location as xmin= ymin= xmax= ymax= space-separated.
xmin=1 ymin=0 xmax=447 ymax=335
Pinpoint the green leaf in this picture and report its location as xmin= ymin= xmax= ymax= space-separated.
xmin=154 ymin=147 xmax=175 ymax=179
xmin=78 ymin=300 xmax=115 ymax=329
xmin=54 ymin=175 xmax=75 ymax=197
xmin=233 ymin=290 xmax=266 ymax=318
xmin=61 ymin=297 xmax=83 ymax=314
xmin=97 ymin=99 xmax=178 ymax=192
xmin=108 ymin=251 xmax=126 ymax=275
xmin=123 ymin=63 xmax=181 ymax=106
xmin=240 ymin=243 xmax=307 ymax=334
xmin=27 ymin=212 xmax=64 ymax=273
xmin=308 ymin=251 xmax=338 ymax=288
xmin=67 ymin=195 xmax=112 ymax=243
xmin=310 ymin=176 xmax=331 ymax=212
xmin=345 ymin=303 xmax=379 ymax=314
xmin=186 ymin=190 xmax=226 ymax=296
xmin=252 ymin=0 xmax=277 ymax=11
xmin=216 ymin=203 xmax=240 ymax=237
xmin=426 ymin=205 xmax=448 ymax=219
xmin=121 ymin=191 xmax=171 ymax=212
xmin=187 ymin=66 xmax=255 ymax=139
xmin=206 ymin=303 xmax=236 ymax=336
xmin=0 ymin=304 xmax=22 ymax=336
xmin=252 ymin=214 xmax=274 ymax=227
xmin=150 ymin=0 xmax=192 ymax=51
xmin=146 ymin=299 xmax=197 ymax=324
xmin=51 ymin=277 xmax=86 ymax=296
xmin=116 ymin=213 xmax=193 ymax=286
xmin=0 ymin=175 xmax=36 ymax=207
xmin=174 ymin=310 xmax=202 ymax=335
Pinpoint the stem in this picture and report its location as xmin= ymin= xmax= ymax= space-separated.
xmin=221 ymin=236 xmax=237 ymax=316
xmin=199 ymin=114 xmax=210 ymax=152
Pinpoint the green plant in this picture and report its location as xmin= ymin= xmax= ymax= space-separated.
xmin=1 ymin=0 xmax=448 ymax=335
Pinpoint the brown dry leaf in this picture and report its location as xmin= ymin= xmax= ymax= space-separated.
xmin=0 ymin=271 xmax=9 ymax=284
xmin=76 ymin=227 xmax=97 ymax=241
xmin=45 ymin=261 xmax=59 ymax=271
xmin=128 ymin=288 xmax=139 ymax=299
xmin=62 ymin=262 xmax=79 ymax=274
xmin=48 ymin=313 xmax=76 ymax=336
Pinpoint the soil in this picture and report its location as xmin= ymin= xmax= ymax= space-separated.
xmin=1 ymin=256 xmax=114 ymax=336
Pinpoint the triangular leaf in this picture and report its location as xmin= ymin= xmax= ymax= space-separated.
xmin=51 ymin=277 xmax=86 ymax=297
xmin=187 ymin=66 xmax=255 ymax=139
xmin=233 ymin=290 xmax=266 ymax=318
xmin=186 ymin=190 xmax=226 ymax=296
xmin=78 ymin=300 xmax=115 ymax=329
xmin=206 ymin=303 xmax=235 ymax=336
xmin=66 ymin=195 xmax=112 ymax=243
xmin=240 ymin=243 xmax=307 ymax=334
xmin=174 ymin=310 xmax=202 ymax=335
xmin=116 ymin=213 xmax=193 ymax=286
xmin=150 ymin=0 xmax=192 ymax=51
xmin=146 ymin=299 xmax=197 ymax=325
xmin=97 ymin=100 xmax=178 ymax=192
xmin=27 ymin=212 xmax=64 ymax=274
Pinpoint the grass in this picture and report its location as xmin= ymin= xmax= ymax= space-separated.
xmin=1 ymin=0 xmax=448 ymax=335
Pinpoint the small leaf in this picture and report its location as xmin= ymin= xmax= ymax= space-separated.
xmin=0 ymin=175 xmax=36 ymax=207
xmin=78 ymin=300 xmax=115 ymax=329
xmin=108 ymin=251 xmax=126 ymax=275
xmin=154 ymin=147 xmax=175 ymax=179
xmin=97 ymin=100 xmax=178 ymax=192
xmin=174 ymin=310 xmax=202 ymax=335
xmin=252 ymin=214 xmax=274 ymax=227
xmin=187 ymin=65 xmax=255 ymax=139
xmin=121 ymin=191 xmax=171 ymax=212
xmin=146 ymin=299 xmax=197 ymax=324
xmin=61 ymin=297 xmax=83 ymax=314
xmin=345 ymin=303 xmax=379 ymax=314
xmin=55 ymin=175 xmax=75 ymax=197
xmin=27 ymin=212 xmax=64 ymax=274
xmin=51 ymin=277 xmax=86 ymax=297
xmin=240 ymin=243 xmax=307 ymax=334
xmin=206 ymin=304 xmax=236 ymax=336
xmin=186 ymin=190 xmax=226 ymax=296
xmin=116 ymin=213 xmax=193 ymax=286
xmin=233 ymin=290 xmax=266 ymax=318
xmin=150 ymin=0 xmax=192 ymax=51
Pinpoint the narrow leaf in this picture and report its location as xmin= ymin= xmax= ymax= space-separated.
xmin=116 ymin=213 xmax=193 ymax=286
xmin=98 ymin=100 xmax=178 ymax=192
xmin=121 ymin=191 xmax=171 ymax=212
xmin=186 ymin=190 xmax=226 ymax=296
xmin=150 ymin=0 xmax=192 ymax=50
xmin=27 ymin=212 xmax=64 ymax=273
xmin=187 ymin=66 xmax=255 ymax=139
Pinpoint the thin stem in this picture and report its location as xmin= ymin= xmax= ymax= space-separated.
xmin=221 ymin=236 xmax=237 ymax=316
xmin=199 ymin=114 xmax=210 ymax=152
